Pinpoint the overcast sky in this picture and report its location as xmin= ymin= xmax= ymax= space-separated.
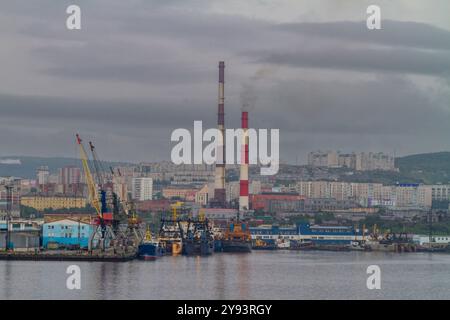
xmin=1 ymin=0 xmax=450 ymax=164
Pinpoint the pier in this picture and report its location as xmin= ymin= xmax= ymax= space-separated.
xmin=0 ymin=249 xmax=137 ymax=262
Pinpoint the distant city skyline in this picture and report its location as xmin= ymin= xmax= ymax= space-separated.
xmin=1 ymin=1 xmax=450 ymax=163
xmin=0 ymin=148 xmax=446 ymax=166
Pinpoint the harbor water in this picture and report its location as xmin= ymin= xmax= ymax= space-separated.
xmin=1 ymin=251 xmax=450 ymax=300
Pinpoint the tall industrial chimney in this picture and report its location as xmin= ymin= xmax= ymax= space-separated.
xmin=214 ymin=61 xmax=226 ymax=206
xmin=239 ymin=111 xmax=249 ymax=212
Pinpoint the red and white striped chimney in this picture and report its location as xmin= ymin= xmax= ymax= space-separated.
xmin=214 ymin=61 xmax=226 ymax=206
xmin=239 ymin=111 xmax=249 ymax=211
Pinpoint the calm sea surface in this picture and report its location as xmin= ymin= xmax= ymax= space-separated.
xmin=1 ymin=251 xmax=450 ymax=300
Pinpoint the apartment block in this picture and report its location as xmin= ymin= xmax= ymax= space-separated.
xmin=132 ymin=177 xmax=153 ymax=201
xmin=307 ymin=151 xmax=396 ymax=171
xmin=21 ymin=196 xmax=86 ymax=211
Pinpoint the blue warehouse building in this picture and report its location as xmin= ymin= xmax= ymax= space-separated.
xmin=297 ymin=224 xmax=364 ymax=244
xmin=43 ymin=218 xmax=94 ymax=249
xmin=250 ymin=223 xmax=365 ymax=245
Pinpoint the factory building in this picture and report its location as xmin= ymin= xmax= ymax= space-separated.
xmin=0 ymin=220 xmax=41 ymax=251
xmin=251 ymin=193 xmax=306 ymax=213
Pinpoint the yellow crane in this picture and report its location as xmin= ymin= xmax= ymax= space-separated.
xmin=171 ymin=201 xmax=184 ymax=221
xmin=199 ymin=208 xmax=205 ymax=222
xmin=76 ymin=134 xmax=101 ymax=216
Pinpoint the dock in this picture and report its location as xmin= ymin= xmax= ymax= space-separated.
xmin=0 ymin=249 xmax=137 ymax=262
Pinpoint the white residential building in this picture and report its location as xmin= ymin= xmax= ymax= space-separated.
xmin=132 ymin=177 xmax=153 ymax=201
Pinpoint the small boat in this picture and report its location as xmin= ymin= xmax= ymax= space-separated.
xmin=252 ymin=239 xmax=277 ymax=250
xmin=290 ymin=240 xmax=315 ymax=251
xmin=349 ymin=241 xmax=370 ymax=251
xmin=276 ymin=238 xmax=290 ymax=250
xmin=138 ymin=227 xmax=164 ymax=260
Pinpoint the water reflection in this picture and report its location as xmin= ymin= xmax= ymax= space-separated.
xmin=237 ymin=254 xmax=249 ymax=299
xmin=2 ymin=251 xmax=450 ymax=299
xmin=215 ymin=254 xmax=225 ymax=300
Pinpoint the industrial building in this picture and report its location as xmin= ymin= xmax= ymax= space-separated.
xmin=42 ymin=217 xmax=94 ymax=249
xmin=251 ymin=193 xmax=306 ymax=212
xmin=0 ymin=220 xmax=41 ymax=251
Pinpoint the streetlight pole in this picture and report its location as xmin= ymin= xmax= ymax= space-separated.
xmin=5 ymin=185 xmax=13 ymax=251
xmin=428 ymin=210 xmax=433 ymax=249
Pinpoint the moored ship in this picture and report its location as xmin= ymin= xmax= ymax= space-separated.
xmin=221 ymin=219 xmax=252 ymax=253
xmin=159 ymin=218 xmax=183 ymax=255
xmin=138 ymin=227 xmax=164 ymax=260
xmin=183 ymin=218 xmax=214 ymax=256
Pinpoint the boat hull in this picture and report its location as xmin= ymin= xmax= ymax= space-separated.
xmin=138 ymin=243 xmax=164 ymax=260
xmin=214 ymin=239 xmax=223 ymax=252
xmin=184 ymin=241 xmax=214 ymax=256
xmin=160 ymin=240 xmax=183 ymax=256
xmin=221 ymin=241 xmax=252 ymax=253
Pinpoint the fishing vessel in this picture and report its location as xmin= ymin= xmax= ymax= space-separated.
xmin=137 ymin=226 xmax=164 ymax=260
xmin=159 ymin=218 xmax=183 ymax=255
xmin=183 ymin=218 xmax=214 ymax=256
xmin=221 ymin=218 xmax=252 ymax=253
xmin=158 ymin=202 xmax=186 ymax=255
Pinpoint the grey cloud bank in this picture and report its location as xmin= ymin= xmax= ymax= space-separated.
xmin=0 ymin=1 xmax=449 ymax=163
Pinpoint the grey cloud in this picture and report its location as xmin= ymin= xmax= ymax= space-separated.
xmin=255 ymin=45 xmax=450 ymax=77
xmin=0 ymin=93 xmax=214 ymax=162
xmin=1 ymin=1 xmax=450 ymax=163
xmin=0 ymin=94 xmax=214 ymax=130
xmin=252 ymin=20 xmax=450 ymax=78
xmin=277 ymin=20 xmax=450 ymax=51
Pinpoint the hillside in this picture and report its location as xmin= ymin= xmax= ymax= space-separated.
xmin=335 ymin=152 xmax=450 ymax=185
xmin=395 ymin=152 xmax=450 ymax=184
xmin=2 ymin=152 xmax=450 ymax=184
xmin=0 ymin=156 xmax=133 ymax=179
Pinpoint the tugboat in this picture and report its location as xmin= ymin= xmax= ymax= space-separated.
xmin=183 ymin=217 xmax=214 ymax=256
xmin=138 ymin=226 xmax=164 ymax=260
xmin=221 ymin=215 xmax=252 ymax=253
xmin=252 ymin=238 xmax=277 ymax=250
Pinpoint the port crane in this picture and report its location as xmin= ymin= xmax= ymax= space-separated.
xmin=109 ymin=166 xmax=143 ymax=246
xmin=88 ymin=138 xmax=144 ymax=248
xmin=76 ymin=134 xmax=116 ymax=251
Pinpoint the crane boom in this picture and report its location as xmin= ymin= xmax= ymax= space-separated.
xmin=89 ymin=141 xmax=105 ymax=187
xmin=76 ymin=134 xmax=101 ymax=216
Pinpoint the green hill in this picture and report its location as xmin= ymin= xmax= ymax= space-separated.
xmin=395 ymin=152 xmax=450 ymax=184
xmin=333 ymin=152 xmax=450 ymax=185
